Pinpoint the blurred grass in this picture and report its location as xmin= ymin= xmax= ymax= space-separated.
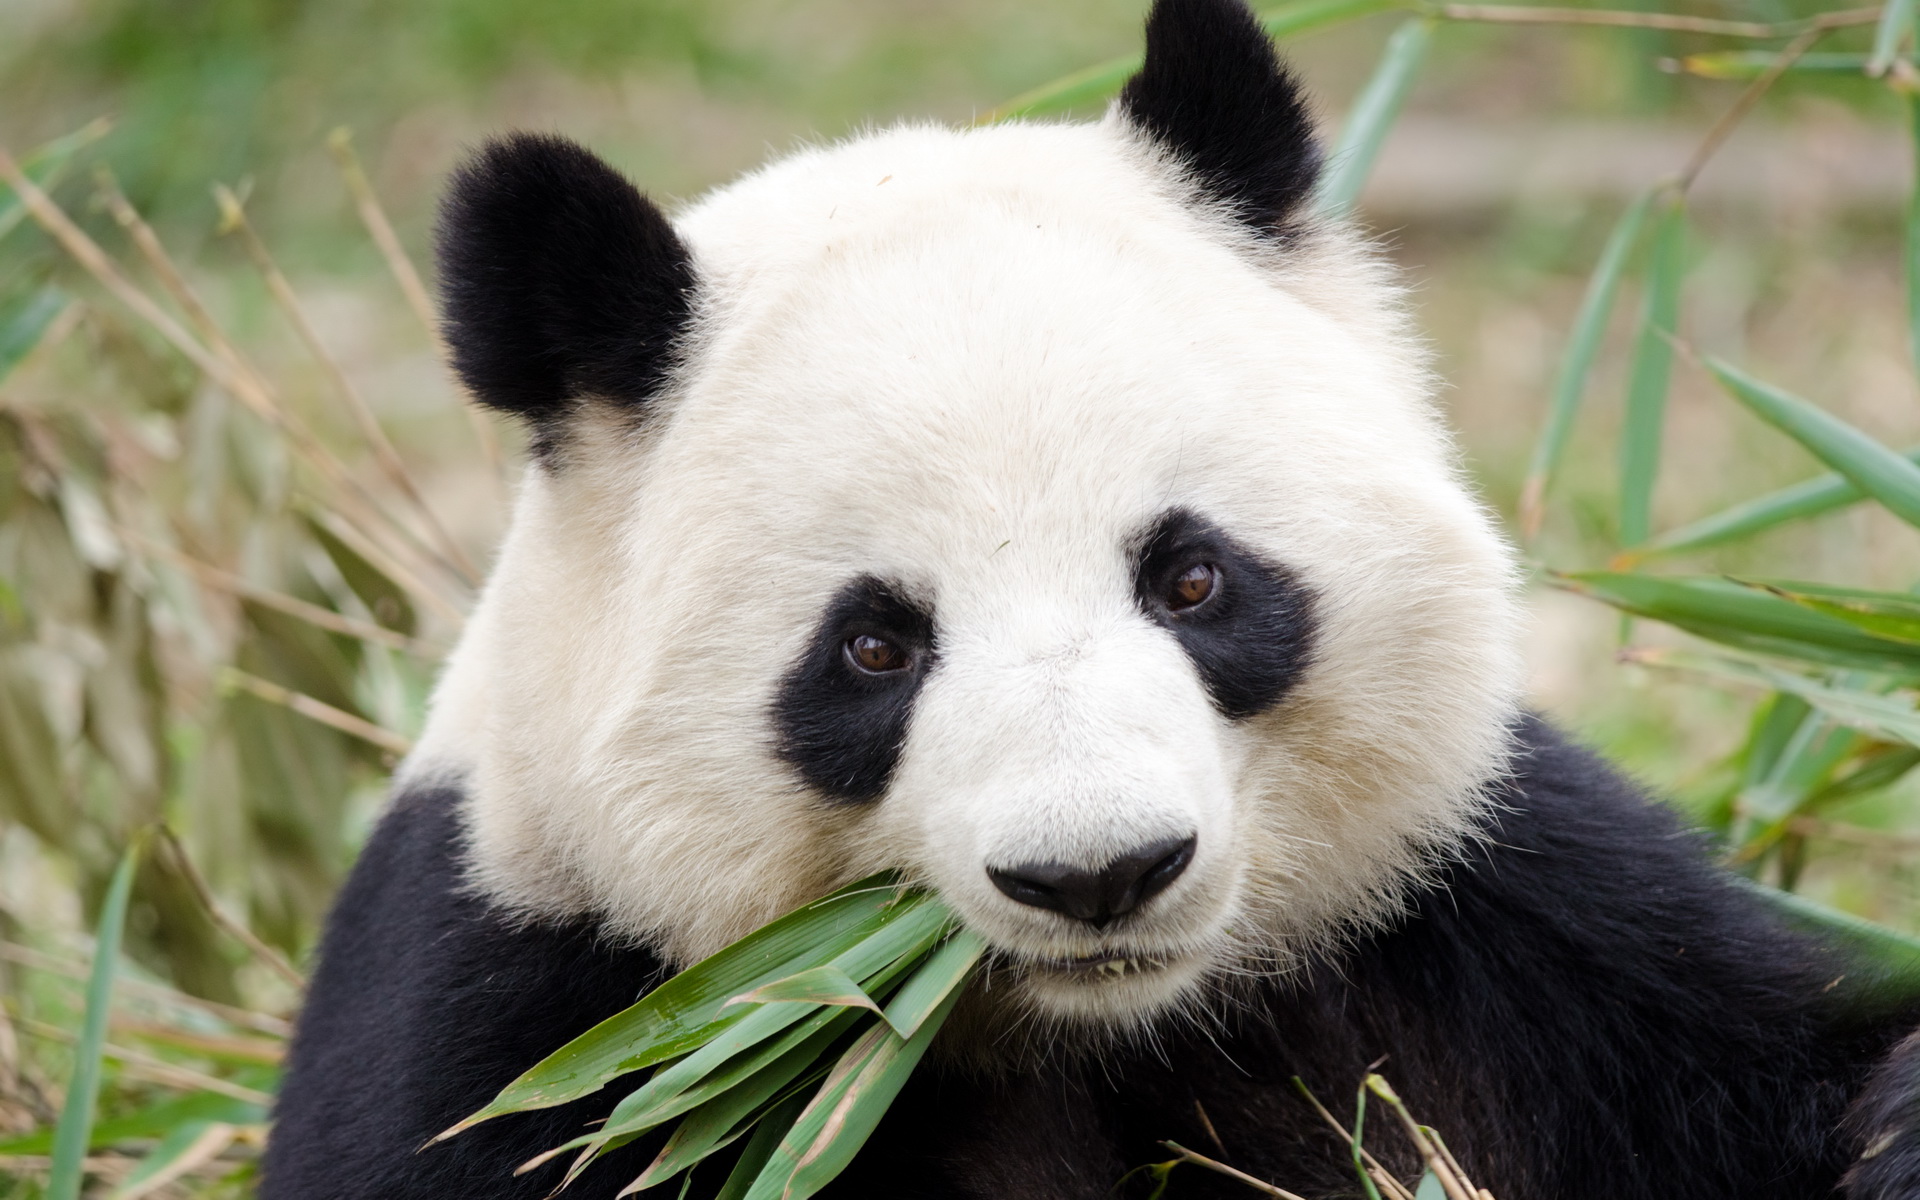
xmin=0 ymin=0 xmax=1914 ymax=1195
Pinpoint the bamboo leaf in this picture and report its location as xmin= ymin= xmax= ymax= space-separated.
xmin=978 ymin=0 xmax=1402 ymax=123
xmin=532 ymin=899 xmax=950 ymax=1172
xmin=1733 ymin=877 xmax=1920 ymax=995
xmin=0 ymin=286 xmax=68 ymax=386
xmin=441 ymin=875 xmax=911 ymax=1137
xmin=1756 ymin=582 xmax=1920 ymax=647
xmin=727 ymin=966 xmax=882 ymax=1018
xmin=1868 ymin=0 xmax=1916 ymax=78
xmin=1629 ymin=648 xmax=1920 ymax=751
xmin=110 ymin=1120 xmax=237 ymax=1200
xmin=1705 ymin=356 xmax=1920 ymax=531
xmin=47 ymin=834 xmax=147 ymax=1200
xmin=1632 ymin=454 xmax=1920 ymax=560
xmin=1314 ymin=18 xmax=1436 ymax=219
xmin=0 ymin=120 xmax=111 ymax=245
xmin=1520 ymin=189 xmax=1657 ymax=538
xmin=880 ymin=928 xmax=986 ymax=1039
xmin=1676 ymin=51 xmax=1872 ymax=79
xmin=1908 ymin=96 xmax=1919 ymax=374
xmin=743 ymin=985 xmax=966 ymax=1200
xmin=1554 ymin=572 xmax=1920 ymax=676
xmin=714 ymin=1092 xmax=809 ymax=1200
xmin=1415 ymin=1172 xmax=1447 ymax=1200
xmin=1619 ymin=195 xmax=1685 ymax=547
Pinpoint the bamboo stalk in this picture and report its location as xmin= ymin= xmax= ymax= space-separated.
xmin=325 ymin=126 xmax=508 ymax=486
xmin=1677 ymin=27 xmax=1825 ymax=193
xmin=221 ymin=668 xmax=414 ymax=756
xmin=1292 ymin=1080 xmax=1418 ymax=1200
xmin=1364 ymin=1077 xmax=1478 ymax=1200
xmin=211 ymin=184 xmax=481 ymax=586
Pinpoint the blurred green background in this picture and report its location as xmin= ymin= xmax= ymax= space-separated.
xmin=0 ymin=0 xmax=1915 ymax=1194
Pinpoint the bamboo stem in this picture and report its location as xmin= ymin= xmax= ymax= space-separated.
xmin=1159 ymin=1142 xmax=1311 ymax=1200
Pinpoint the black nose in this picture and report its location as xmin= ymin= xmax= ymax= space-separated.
xmin=988 ymin=835 xmax=1196 ymax=928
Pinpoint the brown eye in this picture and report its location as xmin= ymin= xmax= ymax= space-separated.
xmin=1166 ymin=563 xmax=1217 ymax=611
xmin=845 ymin=634 xmax=910 ymax=674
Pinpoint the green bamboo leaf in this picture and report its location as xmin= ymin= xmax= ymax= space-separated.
xmin=1908 ymin=96 xmax=1919 ymax=374
xmin=1519 ymin=188 xmax=1657 ymax=537
xmin=744 ymin=985 xmax=966 ymax=1200
xmin=1619 ymin=195 xmax=1686 ymax=547
xmin=1755 ymin=582 xmax=1920 ymax=646
xmin=1705 ymin=356 xmax=1920 ymax=531
xmin=0 ymin=119 xmax=111 ymax=245
xmin=1414 ymin=1171 xmax=1447 ymax=1200
xmin=714 ymin=1092 xmax=809 ymax=1200
xmin=978 ymin=0 xmax=1402 ymax=123
xmin=47 ymin=834 xmax=147 ymax=1200
xmin=0 ymin=285 xmax=69 ymax=387
xmin=1733 ymin=877 xmax=1920 ymax=995
xmin=1554 ymin=572 xmax=1920 ymax=676
xmin=727 ymin=965 xmax=882 ymax=1019
xmin=621 ymin=1026 xmax=844 ymax=1194
xmin=1314 ymin=18 xmax=1436 ymax=219
xmin=0 ymin=1092 xmax=263 ymax=1157
xmin=1632 ymin=454 xmax=1920 ymax=560
xmin=109 ymin=1120 xmax=236 ymax=1200
xmin=1629 ymin=648 xmax=1920 ymax=751
xmin=441 ymin=875 xmax=910 ymax=1137
xmin=880 ymin=928 xmax=986 ymax=1039
xmin=1676 ymin=51 xmax=1872 ymax=79
xmin=1868 ymin=0 xmax=1916 ymax=78
xmin=540 ymin=900 xmax=950 ymax=1171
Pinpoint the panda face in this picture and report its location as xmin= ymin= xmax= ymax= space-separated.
xmin=416 ymin=0 xmax=1525 ymax=1031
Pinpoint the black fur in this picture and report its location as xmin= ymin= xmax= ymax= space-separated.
xmin=1134 ymin=508 xmax=1315 ymax=719
xmin=1118 ymin=0 xmax=1322 ymax=240
xmin=264 ymin=720 xmax=1920 ymax=1198
xmin=772 ymin=576 xmax=938 ymax=803
xmin=435 ymin=134 xmax=695 ymax=454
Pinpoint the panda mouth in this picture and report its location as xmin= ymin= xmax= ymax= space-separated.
xmin=1036 ymin=949 xmax=1177 ymax=980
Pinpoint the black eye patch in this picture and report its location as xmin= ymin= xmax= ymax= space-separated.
xmin=772 ymin=576 xmax=936 ymax=803
xmin=1133 ymin=509 xmax=1316 ymax=719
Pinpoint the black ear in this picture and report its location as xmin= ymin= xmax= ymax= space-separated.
xmin=435 ymin=134 xmax=694 ymax=440
xmin=1118 ymin=0 xmax=1321 ymax=239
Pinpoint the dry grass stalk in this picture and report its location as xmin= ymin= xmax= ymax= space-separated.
xmin=3 ymin=150 xmax=469 ymax=620
xmin=15 ymin=1017 xmax=274 ymax=1106
xmin=326 ymin=126 xmax=508 ymax=487
xmin=155 ymin=829 xmax=306 ymax=993
xmin=1433 ymin=3 xmax=1883 ymax=37
xmin=120 ymin=526 xmax=438 ymax=656
xmin=304 ymin=504 xmax=467 ymax=629
xmin=221 ymin=668 xmax=413 ymax=756
xmin=1291 ymin=1081 xmax=1417 ymax=1200
xmin=1364 ymin=1077 xmax=1483 ymax=1200
xmin=0 ymin=943 xmax=290 ymax=1036
xmin=116 ymin=1121 xmax=238 ymax=1200
xmin=1676 ymin=26 xmax=1827 ymax=192
xmin=211 ymin=183 xmax=482 ymax=586
xmin=1159 ymin=1142 xmax=1311 ymax=1200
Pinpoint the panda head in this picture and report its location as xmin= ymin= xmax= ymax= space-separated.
xmin=414 ymin=0 xmax=1524 ymax=1033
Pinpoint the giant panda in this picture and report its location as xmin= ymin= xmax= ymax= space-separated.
xmin=259 ymin=1 xmax=1920 ymax=1196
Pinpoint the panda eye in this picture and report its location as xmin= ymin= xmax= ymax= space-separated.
xmin=1165 ymin=563 xmax=1218 ymax=612
xmin=845 ymin=634 xmax=911 ymax=675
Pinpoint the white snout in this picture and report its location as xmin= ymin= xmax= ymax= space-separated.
xmin=862 ymin=610 xmax=1249 ymax=1020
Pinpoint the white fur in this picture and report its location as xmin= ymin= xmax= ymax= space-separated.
xmin=403 ymin=113 xmax=1526 ymax=1024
